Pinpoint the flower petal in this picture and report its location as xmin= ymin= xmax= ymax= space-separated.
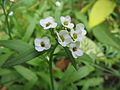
xmin=51 ymin=22 xmax=57 ymax=28
xmin=35 ymin=46 xmax=45 ymax=52
xmin=72 ymin=52 xmax=78 ymax=58
xmin=66 ymin=23 xmax=74 ymax=29
xmin=45 ymin=43 xmax=51 ymax=50
xmin=59 ymin=30 xmax=68 ymax=36
xmin=34 ymin=37 xmax=51 ymax=52
xmin=40 ymin=16 xmax=57 ymax=29
xmin=76 ymin=49 xmax=83 ymax=56
xmin=65 ymin=16 xmax=71 ymax=22
xmin=82 ymin=29 xmax=87 ymax=35
xmin=34 ymin=38 xmax=41 ymax=46
xmin=60 ymin=16 xmax=65 ymax=23
xmin=76 ymin=23 xmax=84 ymax=30
xmin=57 ymin=30 xmax=71 ymax=47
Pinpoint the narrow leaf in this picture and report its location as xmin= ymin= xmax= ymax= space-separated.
xmin=22 ymin=18 xmax=36 ymax=41
xmin=0 ymin=40 xmax=32 ymax=53
xmin=59 ymin=65 xmax=95 ymax=88
xmin=2 ymin=48 xmax=44 ymax=68
xmin=14 ymin=65 xmax=38 ymax=81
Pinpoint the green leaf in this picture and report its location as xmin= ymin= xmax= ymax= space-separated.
xmin=77 ymin=53 xmax=94 ymax=64
xmin=0 ymin=40 xmax=45 ymax=68
xmin=76 ymin=77 xmax=104 ymax=90
xmin=0 ymin=40 xmax=32 ymax=53
xmin=14 ymin=65 xmax=38 ymax=82
xmin=0 ymin=68 xmax=12 ymax=76
xmin=80 ymin=0 xmax=96 ymax=13
xmin=22 ymin=18 xmax=36 ymax=41
xmin=14 ymin=65 xmax=38 ymax=89
xmin=59 ymin=65 xmax=95 ymax=88
xmin=2 ymin=48 xmax=44 ymax=68
xmin=89 ymin=0 xmax=116 ymax=28
xmin=8 ymin=85 xmax=24 ymax=90
xmin=64 ymin=47 xmax=77 ymax=70
xmin=0 ymin=53 xmax=13 ymax=67
xmin=93 ymin=24 xmax=120 ymax=51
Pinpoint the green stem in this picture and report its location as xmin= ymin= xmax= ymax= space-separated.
xmin=49 ymin=43 xmax=58 ymax=90
xmin=1 ymin=2 xmax=12 ymax=39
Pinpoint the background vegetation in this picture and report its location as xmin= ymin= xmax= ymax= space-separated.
xmin=0 ymin=0 xmax=120 ymax=90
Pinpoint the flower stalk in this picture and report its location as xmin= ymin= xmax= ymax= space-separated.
xmin=1 ymin=1 xmax=12 ymax=39
xmin=49 ymin=43 xmax=58 ymax=90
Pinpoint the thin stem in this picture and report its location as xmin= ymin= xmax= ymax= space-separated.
xmin=1 ymin=2 xmax=12 ymax=39
xmin=49 ymin=43 xmax=58 ymax=90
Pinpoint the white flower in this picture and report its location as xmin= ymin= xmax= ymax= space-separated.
xmin=70 ymin=23 xmax=87 ymax=41
xmin=60 ymin=16 xmax=74 ymax=29
xmin=34 ymin=37 xmax=51 ymax=52
xmin=56 ymin=30 xmax=71 ymax=47
xmin=10 ymin=0 xmax=15 ymax=2
xmin=40 ymin=16 xmax=57 ymax=29
xmin=9 ymin=11 xmax=14 ymax=16
xmin=76 ymin=23 xmax=87 ymax=35
xmin=70 ymin=42 xmax=83 ymax=58
xmin=55 ymin=1 xmax=61 ymax=7
xmin=70 ymin=29 xmax=83 ymax=41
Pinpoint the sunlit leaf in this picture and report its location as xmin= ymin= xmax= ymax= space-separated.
xmin=89 ymin=0 xmax=116 ymax=28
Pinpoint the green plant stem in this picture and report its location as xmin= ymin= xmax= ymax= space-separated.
xmin=49 ymin=43 xmax=58 ymax=90
xmin=1 ymin=2 xmax=12 ymax=39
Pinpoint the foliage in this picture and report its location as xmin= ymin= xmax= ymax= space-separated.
xmin=0 ymin=0 xmax=120 ymax=90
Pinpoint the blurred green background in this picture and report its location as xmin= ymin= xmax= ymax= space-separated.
xmin=0 ymin=0 xmax=120 ymax=90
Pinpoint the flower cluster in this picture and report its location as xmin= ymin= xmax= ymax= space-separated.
xmin=34 ymin=16 xmax=87 ymax=58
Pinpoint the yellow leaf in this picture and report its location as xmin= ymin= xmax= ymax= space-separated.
xmin=89 ymin=0 xmax=116 ymax=28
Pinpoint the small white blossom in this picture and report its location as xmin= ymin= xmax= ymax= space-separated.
xmin=34 ymin=37 xmax=51 ymax=52
xmin=76 ymin=23 xmax=87 ymax=35
xmin=55 ymin=1 xmax=61 ymax=7
xmin=70 ymin=23 xmax=87 ymax=41
xmin=60 ymin=16 xmax=74 ymax=29
xmin=10 ymin=0 xmax=15 ymax=2
xmin=9 ymin=11 xmax=14 ymax=16
xmin=40 ymin=16 xmax=57 ymax=29
xmin=56 ymin=30 xmax=71 ymax=47
xmin=70 ymin=29 xmax=83 ymax=41
xmin=70 ymin=42 xmax=83 ymax=58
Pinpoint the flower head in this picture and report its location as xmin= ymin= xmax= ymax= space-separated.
xmin=70 ymin=29 xmax=83 ymax=41
xmin=56 ymin=30 xmax=71 ymax=47
xmin=76 ymin=23 xmax=87 ymax=35
xmin=40 ymin=16 xmax=57 ymax=29
xmin=10 ymin=0 xmax=15 ymax=2
xmin=9 ymin=11 xmax=14 ymax=16
xmin=70 ymin=42 xmax=83 ymax=58
xmin=55 ymin=1 xmax=61 ymax=7
xmin=60 ymin=16 xmax=74 ymax=29
xmin=70 ymin=23 xmax=87 ymax=41
xmin=34 ymin=37 xmax=51 ymax=52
